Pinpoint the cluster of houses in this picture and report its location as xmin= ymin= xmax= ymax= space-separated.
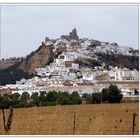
xmin=0 ymin=57 xmax=138 ymax=98
xmin=0 ymin=29 xmax=139 ymax=98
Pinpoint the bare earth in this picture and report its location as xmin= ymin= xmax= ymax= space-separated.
xmin=0 ymin=103 xmax=139 ymax=135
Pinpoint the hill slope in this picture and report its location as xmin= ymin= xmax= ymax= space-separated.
xmin=19 ymin=44 xmax=54 ymax=74
xmin=0 ymin=28 xmax=139 ymax=85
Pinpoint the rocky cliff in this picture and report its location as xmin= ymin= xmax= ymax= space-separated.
xmin=19 ymin=44 xmax=54 ymax=74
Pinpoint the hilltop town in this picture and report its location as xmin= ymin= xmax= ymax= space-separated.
xmin=0 ymin=29 xmax=139 ymax=99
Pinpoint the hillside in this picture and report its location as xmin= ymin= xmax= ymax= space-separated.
xmin=0 ymin=63 xmax=32 ymax=86
xmin=0 ymin=103 xmax=139 ymax=135
xmin=96 ymin=53 xmax=139 ymax=70
xmin=19 ymin=44 xmax=54 ymax=74
xmin=0 ymin=59 xmax=16 ymax=70
xmin=19 ymin=28 xmax=139 ymax=73
xmin=0 ymin=28 xmax=139 ymax=85
xmin=0 ymin=57 xmax=25 ymax=70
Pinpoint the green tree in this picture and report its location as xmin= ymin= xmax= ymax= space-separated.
xmin=20 ymin=92 xmax=30 ymax=101
xmin=19 ymin=92 xmax=30 ymax=107
xmin=0 ymin=95 xmax=2 ymax=102
xmin=71 ymin=91 xmax=79 ymax=97
xmin=31 ymin=92 xmax=39 ymax=106
xmin=101 ymin=88 xmax=109 ymax=103
xmin=11 ymin=93 xmax=20 ymax=100
xmin=39 ymin=91 xmax=47 ymax=106
xmin=9 ymin=92 xmax=20 ymax=107
xmin=82 ymin=93 xmax=92 ymax=104
xmin=0 ymin=95 xmax=4 ymax=108
xmin=0 ymin=63 xmax=33 ymax=86
xmin=70 ymin=91 xmax=82 ymax=104
xmin=46 ymin=91 xmax=58 ymax=103
xmin=92 ymin=92 xmax=102 ymax=104
xmin=0 ymin=94 xmax=10 ymax=109
xmin=108 ymin=84 xmax=123 ymax=103
xmin=57 ymin=91 xmax=71 ymax=105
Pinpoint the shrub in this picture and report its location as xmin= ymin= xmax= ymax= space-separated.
xmin=70 ymin=92 xmax=82 ymax=104
xmin=39 ymin=91 xmax=47 ymax=105
xmin=46 ymin=91 xmax=58 ymax=103
xmin=82 ymin=93 xmax=92 ymax=104
xmin=92 ymin=92 xmax=102 ymax=104
xmin=31 ymin=92 xmax=39 ymax=106
xmin=57 ymin=91 xmax=71 ymax=105
xmin=101 ymin=88 xmax=109 ymax=103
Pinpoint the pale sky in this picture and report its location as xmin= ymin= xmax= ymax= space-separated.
xmin=0 ymin=5 xmax=139 ymax=59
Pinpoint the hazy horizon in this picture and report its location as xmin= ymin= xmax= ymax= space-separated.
xmin=0 ymin=5 xmax=139 ymax=59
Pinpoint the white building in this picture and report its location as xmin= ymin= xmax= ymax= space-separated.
xmin=121 ymin=88 xmax=139 ymax=97
xmin=132 ymin=69 xmax=139 ymax=81
xmin=72 ymin=63 xmax=79 ymax=70
xmin=55 ymin=58 xmax=64 ymax=65
xmin=83 ymin=73 xmax=94 ymax=81
xmin=108 ymin=71 xmax=115 ymax=81
xmin=16 ymin=78 xmax=27 ymax=85
xmin=114 ymin=68 xmax=138 ymax=81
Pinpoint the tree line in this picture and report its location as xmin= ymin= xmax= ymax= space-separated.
xmin=0 ymin=91 xmax=82 ymax=109
xmin=0 ymin=84 xmax=123 ymax=109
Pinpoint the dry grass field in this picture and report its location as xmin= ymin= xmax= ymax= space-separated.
xmin=0 ymin=103 xmax=139 ymax=135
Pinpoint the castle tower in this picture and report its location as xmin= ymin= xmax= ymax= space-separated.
xmin=69 ymin=28 xmax=79 ymax=41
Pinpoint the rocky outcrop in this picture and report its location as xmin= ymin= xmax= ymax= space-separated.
xmin=19 ymin=44 xmax=54 ymax=74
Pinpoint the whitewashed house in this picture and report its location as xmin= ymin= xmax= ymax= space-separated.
xmin=114 ymin=68 xmax=137 ymax=81
xmin=132 ymin=69 xmax=139 ymax=81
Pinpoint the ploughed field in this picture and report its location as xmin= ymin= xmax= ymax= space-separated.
xmin=0 ymin=103 xmax=139 ymax=135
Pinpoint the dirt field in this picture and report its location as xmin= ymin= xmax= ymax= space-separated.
xmin=0 ymin=103 xmax=139 ymax=135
